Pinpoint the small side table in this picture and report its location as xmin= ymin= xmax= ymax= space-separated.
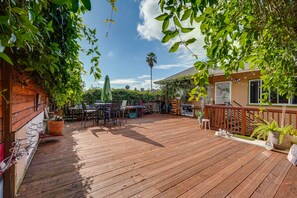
xmin=201 ymin=119 xmax=210 ymax=130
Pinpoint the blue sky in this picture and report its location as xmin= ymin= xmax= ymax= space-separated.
xmin=79 ymin=0 xmax=206 ymax=90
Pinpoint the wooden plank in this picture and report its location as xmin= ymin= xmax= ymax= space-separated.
xmin=178 ymin=146 xmax=264 ymax=198
xmin=274 ymin=166 xmax=297 ymax=198
xmin=148 ymin=143 xmax=256 ymax=198
xmin=228 ymin=152 xmax=282 ymax=198
xmin=250 ymin=156 xmax=291 ymax=198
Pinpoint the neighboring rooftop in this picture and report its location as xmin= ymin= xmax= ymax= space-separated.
xmin=155 ymin=64 xmax=259 ymax=84
xmin=155 ymin=67 xmax=197 ymax=84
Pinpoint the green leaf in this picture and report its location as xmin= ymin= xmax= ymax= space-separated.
xmin=173 ymin=16 xmax=182 ymax=28
xmin=194 ymin=15 xmax=205 ymax=23
xmin=169 ymin=42 xmax=180 ymax=52
xmin=12 ymin=7 xmax=27 ymax=15
xmin=185 ymin=38 xmax=196 ymax=45
xmin=239 ymin=60 xmax=244 ymax=69
xmin=181 ymin=9 xmax=191 ymax=21
xmin=24 ymin=67 xmax=35 ymax=71
xmin=161 ymin=34 xmax=171 ymax=43
xmin=0 ymin=52 xmax=13 ymax=65
xmin=71 ymin=0 xmax=79 ymax=13
xmin=159 ymin=0 xmax=165 ymax=12
xmin=81 ymin=0 xmax=91 ymax=11
xmin=181 ymin=28 xmax=194 ymax=33
xmin=162 ymin=18 xmax=169 ymax=31
xmin=155 ymin=13 xmax=168 ymax=21
xmin=53 ymin=0 xmax=67 ymax=5
xmin=112 ymin=6 xmax=117 ymax=12
xmin=204 ymin=7 xmax=212 ymax=14
xmin=244 ymin=55 xmax=257 ymax=63
xmin=0 ymin=16 xmax=10 ymax=26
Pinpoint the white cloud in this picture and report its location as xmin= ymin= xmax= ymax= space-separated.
xmin=154 ymin=63 xmax=186 ymax=70
xmin=137 ymin=0 xmax=207 ymax=69
xmin=96 ymin=77 xmax=160 ymax=90
xmin=137 ymin=74 xmax=150 ymax=79
xmin=110 ymin=79 xmax=138 ymax=84
xmin=107 ymin=51 xmax=114 ymax=57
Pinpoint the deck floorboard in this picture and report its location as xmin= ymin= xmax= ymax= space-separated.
xmin=16 ymin=115 xmax=297 ymax=198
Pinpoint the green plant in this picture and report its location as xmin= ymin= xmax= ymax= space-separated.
xmin=251 ymin=119 xmax=294 ymax=144
xmin=0 ymin=1 xmax=117 ymax=108
xmin=157 ymin=0 xmax=297 ymax=101
xmin=55 ymin=116 xmax=63 ymax=121
xmin=195 ymin=110 xmax=204 ymax=119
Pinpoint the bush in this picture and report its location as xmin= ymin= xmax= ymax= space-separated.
xmin=82 ymin=88 xmax=162 ymax=104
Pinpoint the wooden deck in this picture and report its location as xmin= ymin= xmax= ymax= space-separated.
xmin=17 ymin=115 xmax=297 ymax=198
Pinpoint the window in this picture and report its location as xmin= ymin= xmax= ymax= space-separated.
xmin=249 ymin=80 xmax=261 ymax=104
xmin=249 ymin=79 xmax=293 ymax=105
xmin=215 ymin=82 xmax=231 ymax=104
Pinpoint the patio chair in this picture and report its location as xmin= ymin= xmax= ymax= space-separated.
xmin=105 ymin=102 xmax=121 ymax=126
xmin=120 ymin=100 xmax=128 ymax=123
xmin=81 ymin=102 xmax=97 ymax=127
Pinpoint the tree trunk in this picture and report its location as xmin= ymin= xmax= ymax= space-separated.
xmin=150 ymin=67 xmax=153 ymax=90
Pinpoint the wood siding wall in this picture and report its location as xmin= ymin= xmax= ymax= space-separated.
xmin=11 ymin=79 xmax=47 ymax=132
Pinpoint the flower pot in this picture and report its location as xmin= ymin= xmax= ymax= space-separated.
xmin=268 ymin=131 xmax=291 ymax=150
xmin=48 ymin=120 xmax=64 ymax=136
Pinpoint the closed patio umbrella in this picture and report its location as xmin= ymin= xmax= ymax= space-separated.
xmin=101 ymin=75 xmax=112 ymax=102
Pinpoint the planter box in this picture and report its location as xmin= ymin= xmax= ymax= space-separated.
xmin=129 ymin=112 xmax=138 ymax=119
xmin=48 ymin=120 xmax=64 ymax=136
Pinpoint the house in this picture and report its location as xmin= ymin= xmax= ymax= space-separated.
xmin=1 ymin=61 xmax=48 ymax=197
xmin=156 ymin=66 xmax=297 ymax=135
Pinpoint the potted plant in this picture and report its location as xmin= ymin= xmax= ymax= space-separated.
xmin=48 ymin=115 xmax=64 ymax=136
xmin=195 ymin=110 xmax=204 ymax=123
xmin=251 ymin=119 xmax=292 ymax=150
xmin=289 ymin=128 xmax=297 ymax=144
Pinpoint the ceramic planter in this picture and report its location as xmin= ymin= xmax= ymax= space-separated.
xmin=48 ymin=120 xmax=64 ymax=136
xmin=268 ymin=131 xmax=291 ymax=150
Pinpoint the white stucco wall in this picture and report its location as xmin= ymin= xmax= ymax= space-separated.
xmin=14 ymin=111 xmax=44 ymax=191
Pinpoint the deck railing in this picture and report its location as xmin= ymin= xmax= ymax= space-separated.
xmin=204 ymin=105 xmax=297 ymax=136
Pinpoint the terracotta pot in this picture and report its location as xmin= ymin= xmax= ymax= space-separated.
xmin=268 ymin=131 xmax=291 ymax=150
xmin=48 ymin=120 xmax=64 ymax=136
xmin=54 ymin=110 xmax=63 ymax=116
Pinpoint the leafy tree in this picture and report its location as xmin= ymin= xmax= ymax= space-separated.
xmin=0 ymin=0 xmax=115 ymax=107
xmin=125 ymin=85 xmax=130 ymax=90
xmin=146 ymin=52 xmax=157 ymax=90
xmin=156 ymin=0 xmax=297 ymax=101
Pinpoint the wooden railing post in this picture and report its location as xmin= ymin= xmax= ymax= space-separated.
xmin=241 ymin=108 xmax=246 ymax=136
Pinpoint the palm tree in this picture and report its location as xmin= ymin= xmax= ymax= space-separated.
xmin=146 ymin=52 xmax=157 ymax=90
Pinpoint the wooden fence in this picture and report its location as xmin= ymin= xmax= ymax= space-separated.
xmin=204 ymin=105 xmax=297 ymax=136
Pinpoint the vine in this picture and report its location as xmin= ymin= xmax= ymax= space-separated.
xmin=0 ymin=0 xmax=114 ymax=108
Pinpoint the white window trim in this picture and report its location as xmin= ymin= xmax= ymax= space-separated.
xmin=215 ymin=81 xmax=232 ymax=104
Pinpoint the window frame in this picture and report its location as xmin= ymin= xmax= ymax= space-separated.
xmin=248 ymin=79 xmax=296 ymax=106
xmin=215 ymin=81 xmax=232 ymax=105
xmin=248 ymin=79 xmax=262 ymax=105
